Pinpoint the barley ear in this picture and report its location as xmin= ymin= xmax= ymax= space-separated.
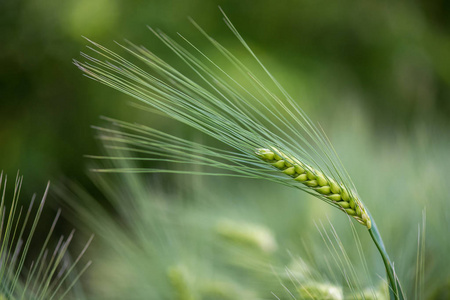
xmin=255 ymin=148 xmax=371 ymax=229
xmin=167 ymin=266 xmax=198 ymax=300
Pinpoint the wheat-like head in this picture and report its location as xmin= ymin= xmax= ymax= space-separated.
xmin=75 ymin=16 xmax=371 ymax=230
xmin=75 ymin=10 xmax=403 ymax=298
xmin=256 ymin=148 xmax=371 ymax=228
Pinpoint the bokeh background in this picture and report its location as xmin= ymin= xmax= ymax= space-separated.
xmin=1 ymin=0 xmax=449 ymax=299
xmin=1 ymin=0 xmax=450 ymax=193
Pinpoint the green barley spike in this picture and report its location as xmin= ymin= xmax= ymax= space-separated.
xmin=255 ymin=148 xmax=371 ymax=229
xmin=167 ymin=266 xmax=198 ymax=300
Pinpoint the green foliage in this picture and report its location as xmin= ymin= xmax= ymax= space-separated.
xmin=1 ymin=2 xmax=449 ymax=299
xmin=62 ymin=168 xmax=379 ymax=299
xmin=0 ymin=172 xmax=91 ymax=300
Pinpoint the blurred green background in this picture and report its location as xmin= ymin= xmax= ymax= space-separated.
xmin=1 ymin=0 xmax=449 ymax=195
xmin=1 ymin=0 xmax=450 ymax=298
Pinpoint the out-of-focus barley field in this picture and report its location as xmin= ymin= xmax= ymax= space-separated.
xmin=1 ymin=0 xmax=449 ymax=299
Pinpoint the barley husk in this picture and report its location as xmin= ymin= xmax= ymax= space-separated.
xmin=256 ymin=148 xmax=371 ymax=229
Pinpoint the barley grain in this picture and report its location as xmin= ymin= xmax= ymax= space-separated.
xmin=256 ymin=148 xmax=371 ymax=229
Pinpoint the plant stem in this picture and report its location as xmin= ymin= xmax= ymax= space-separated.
xmin=368 ymin=216 xmax=405 ymax=300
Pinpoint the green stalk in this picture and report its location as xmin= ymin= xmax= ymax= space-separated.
xmin=367 ymin=213 xmax=405 ymax=300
